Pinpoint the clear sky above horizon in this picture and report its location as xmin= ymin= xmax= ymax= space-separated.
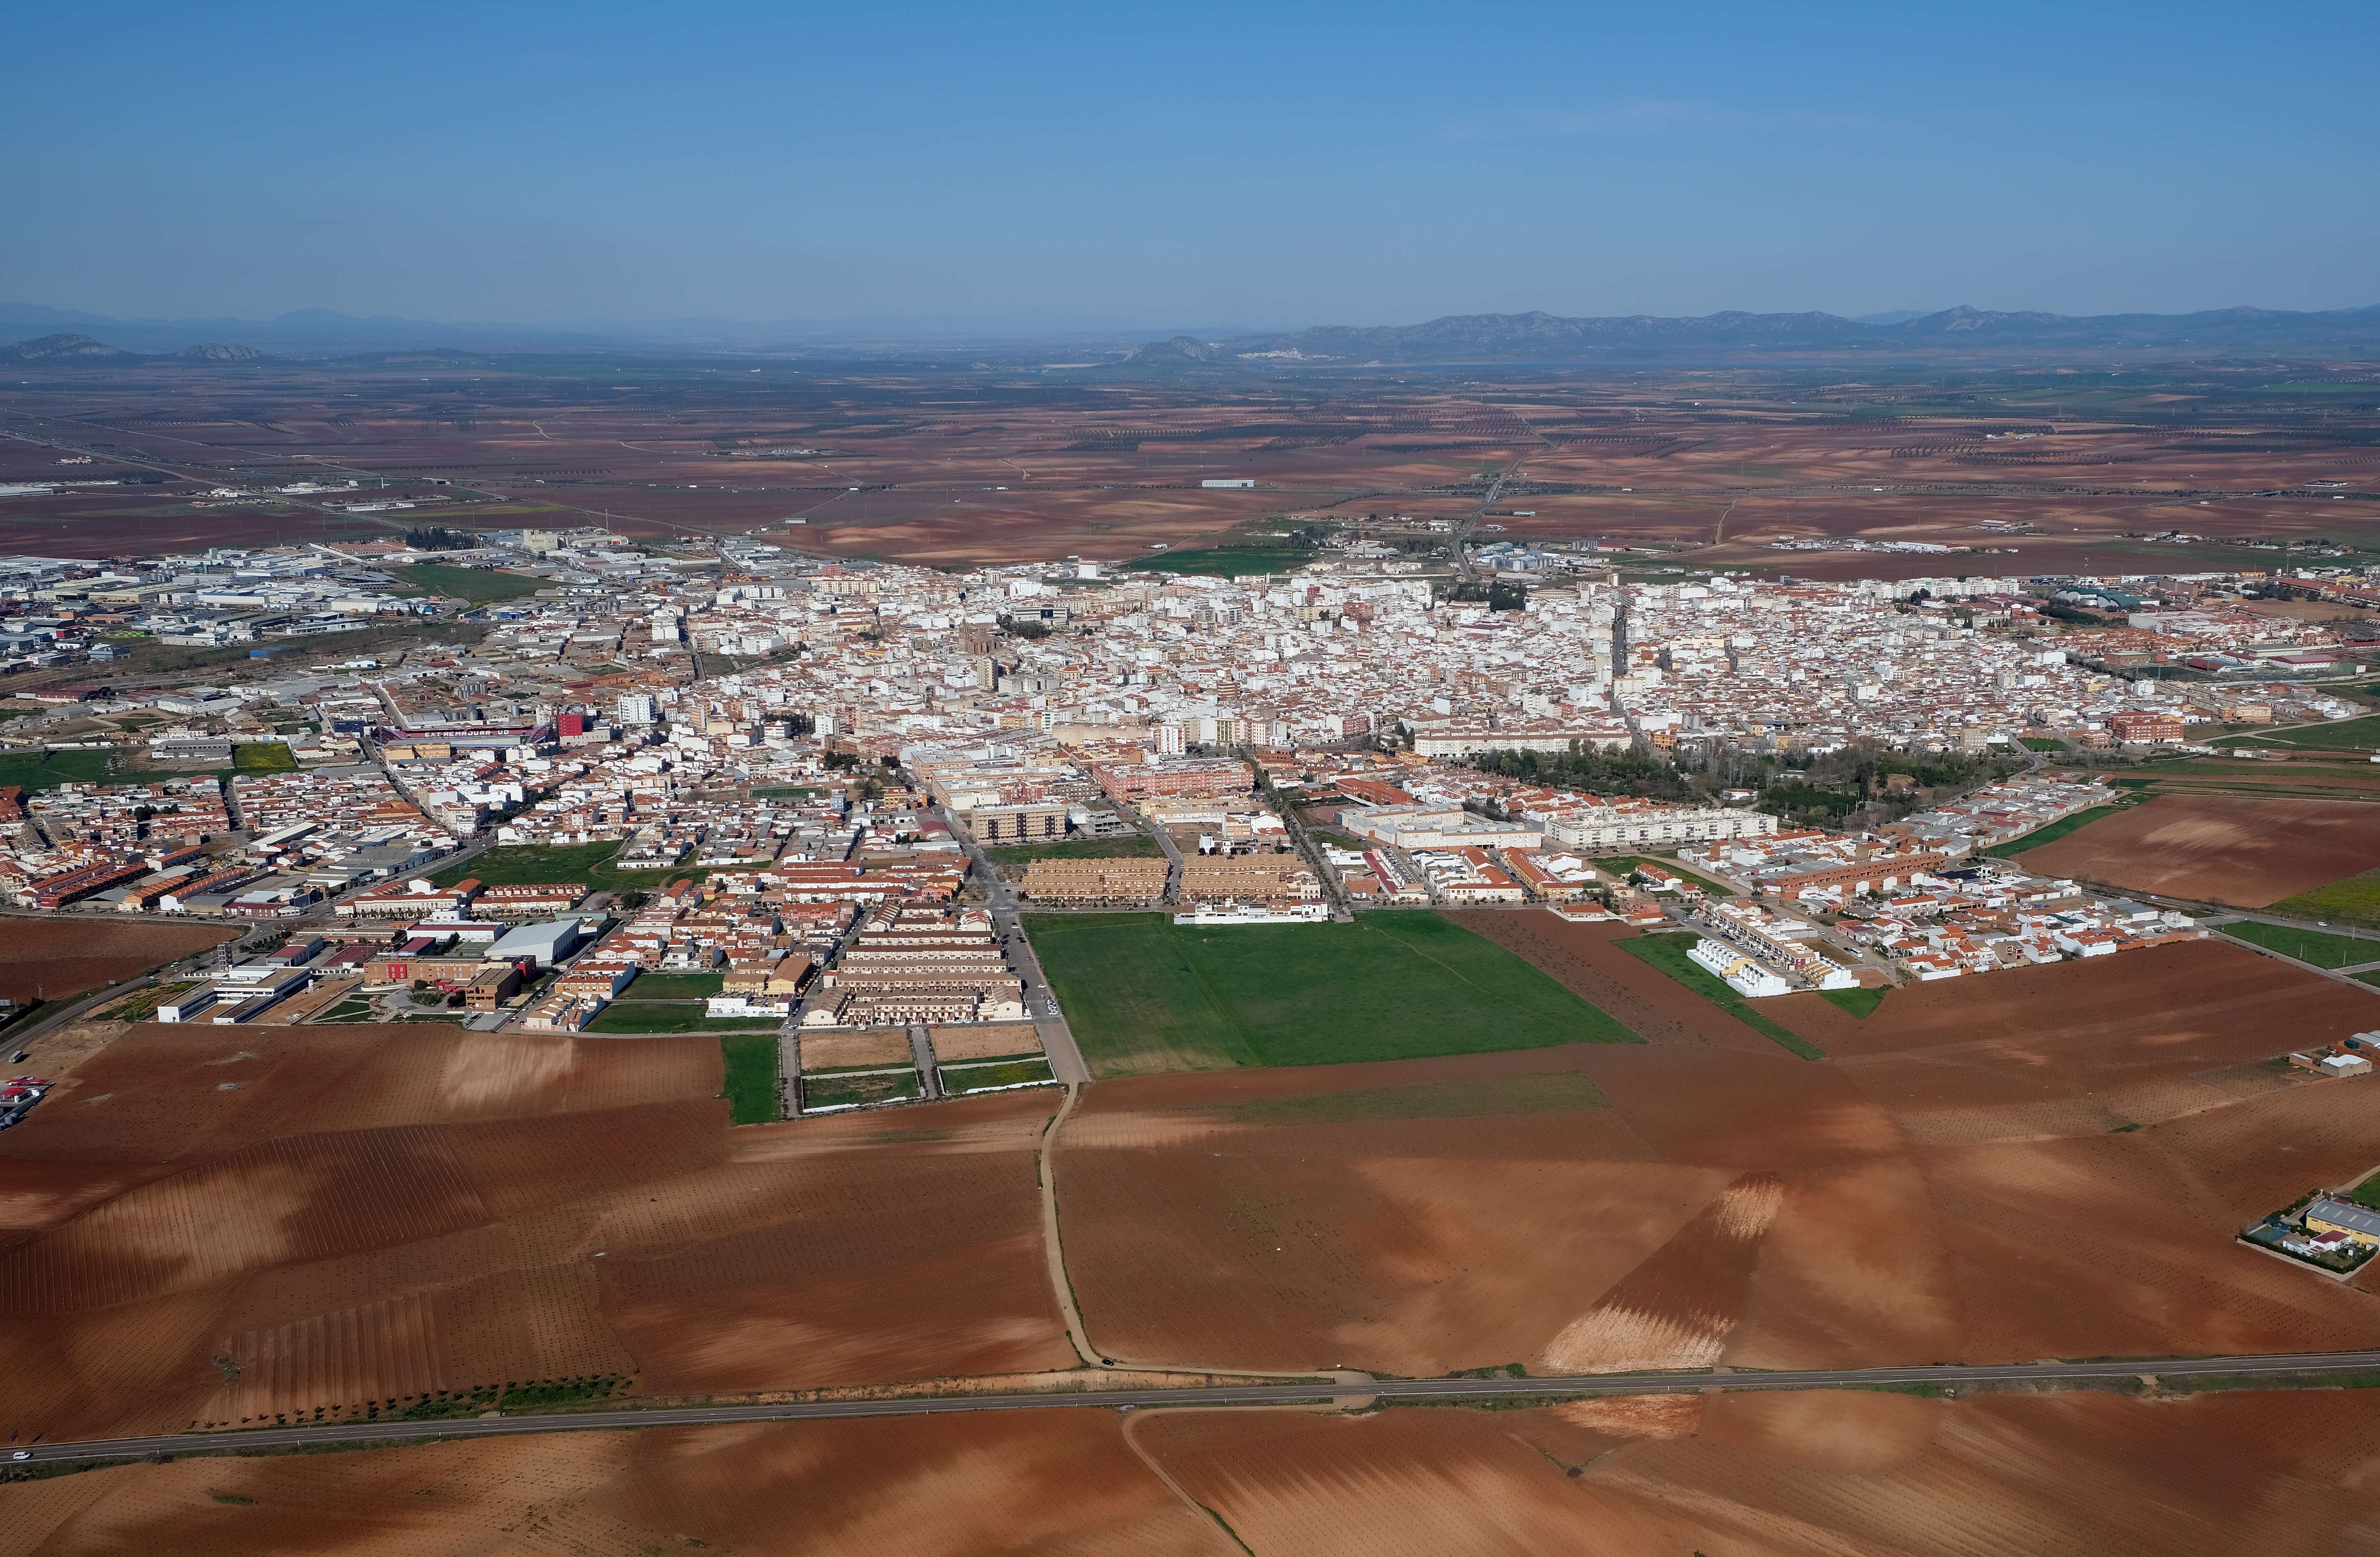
xmin=6 ymin=0 xmax=2374 ymax=331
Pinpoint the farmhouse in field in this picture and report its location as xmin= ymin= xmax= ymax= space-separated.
xmin=2303 ymin=1197 xmax=2380 ymax=1248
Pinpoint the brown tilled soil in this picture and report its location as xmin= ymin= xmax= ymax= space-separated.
xmin=0 ymin=1026 xmax=1073 ymax=1442
xmin=0 ymin=919 xmax=236 ymax=1006
xmin=2019 ymin=791 xmax=2380 ymax=906
xmin=927 ymin=1022 xmax=1043 ymax=1062
xmin=1445 ymin=909 xmax=1782 ymax=1050
xmin=1134 ymin=1391 xmax=2380 ymax=1557
xmin=0 ymin=1410 xmax=1215 ymax=1555
xmin=1770 ymin=934 xmax=2376 ymax=1059
xmin=13 ymin=1389 xmax=2380 ymax=1554
xmin=1057 ymin=920 xmax=2380 ymax=1378
xmin=799 ymin=1029 xmax=914 ymax=1069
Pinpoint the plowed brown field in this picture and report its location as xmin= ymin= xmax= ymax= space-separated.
xmin=0 ymin=1411 xmax=1213 ymax=1555
xmin=0 ymin=1026 xmax=1072 ymax=1442
xmin=1446 ymin=910 xmax=1781 ymax=1049
xmin=1136 ymin=1391 xmax=2380 ymax=1557
xmin=2020 ymin=791 xmax=2380 ymax=906
xmin=1058 ymin=919 xmax=2380 ymax=1376
xmin=0 ymin=919 xmax=235 ymax=1006
xmin=11 ymin=1388 xmax=2378 ymax=1554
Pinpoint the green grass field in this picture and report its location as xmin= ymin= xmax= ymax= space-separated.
xmin=233 ymin=740 xmax=297 ymax=772
xmin=2219 ymin=921 xmax=2380 ymax=969
xmin=0 ymin=748 xmax=115 ymax=792
xmin=385 ymin=564 xmax=546 ymax=603
xmin=2018 ymin=736 xmax=2067 ymax=752
xmin=612 ymin=972 xmax=725 ymax=1000
xmin=2270 ymin=871 xmax=2380 ymax=928
xmin=1128 ymin=545 xmax=1314 ymax=577
xmin=719 ymin=1033 xmax=780 ymax=1125
xmin=432 ymin=840 xmax=709 ymax=892
xmin=802 ymin=1070 xmax=921 ymax=1110
xmin=1024 ymin=909 xmax=1641 ymax=1077
xmin=987 ymin=834 xmax=1162 ymax=868
xmin=434 ymin=841 xmax=619 ymax=888
xmin=942 ymin=1057 xmax=1057 ymax=1094
xmin=1983 ymin=804 xmax=2128 ymax=858
xmin=2217 ymin=715 xmax=2380 ymax=753
xmin=583 ymin=1005 xmax=779 ymax=1034
xmin=1818 ymin=986 xmax=1889 ymax=1019
xmin=1618 ymin=932 xmax=1828 ymax=1060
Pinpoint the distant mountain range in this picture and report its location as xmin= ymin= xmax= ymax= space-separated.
xmin=0 ymin=332 xmax=272 ymax=365
xmin=1120 ymin=303 xmax=2380 ymax=367
xmin=8 ymin=300 xmax=2380 ymax=368
xmin=0 ymin=303 xmax=1279 ymax=357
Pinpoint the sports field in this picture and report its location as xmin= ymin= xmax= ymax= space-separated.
xmin=2218 ymin=715 xmax=2380 ymax=753
xmin=1024 ymin=909 xmax=1640 ymax=1076
xmin=432 ymin=840 xmax=708 ymax=891
xmin=2218 ymin=921 xmax=2380 ymax=969
xmin=987 ymin=834 xmax=1162 ymax=869
xmin=434 ymin=841 xmax=620 ymax=888
xmin=385 ymin=563 xmax=546 ymax=603
xmin=583 ymin=1004 xmax=780 ymax=1034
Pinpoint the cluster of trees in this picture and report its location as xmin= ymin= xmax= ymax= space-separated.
xmin=401 ymin=526 xmax=476 ymax=551
xmin=1439 ymin=579 xmax=1529 ymax=612
xmin=1757 ymin=740 xmax=2012 ymax=826
xmin=1472 ymin=742 xmax=1696 ymax=803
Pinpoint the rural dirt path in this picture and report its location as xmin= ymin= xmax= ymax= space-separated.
xmin=1034 ymin=1081 xmax=1377 ymax=1401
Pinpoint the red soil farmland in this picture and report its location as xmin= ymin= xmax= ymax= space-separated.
xmin=12 ymin=357 xmax=2371 ymax=579
xmin=2018 ymin=791 xmax=2380 ymax=907
xmin=1138 ymin=1406 xmax=1666 ymax=1555
xmin=1056 ymin=923 xmax=2380 ymax=1379
xmin=1446 ymin=909 xmax=1782 ymax=1050
xmin=1136 ymin=1391 xmax=2380 ymax=1557
xmin=0 ymin=1410 xmax=1214 ymax=1556
xmin=0 ymin=1026 xmax=1071 ymax=1442
xmin=0 ymin=918 xmax=235 ymax=1007
xmin=1055 ymin=1051 xmax=1735 ymax=1375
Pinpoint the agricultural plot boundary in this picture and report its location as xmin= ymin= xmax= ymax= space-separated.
xmin=1617 ymin=931 xmax=1828 ymax=1060
xmin=1025 ymin=909 xmax=1641 ymax=1077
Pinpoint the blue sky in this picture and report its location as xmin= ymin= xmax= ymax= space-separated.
xmin=5 ymin=0 xmax=2374 ymax=328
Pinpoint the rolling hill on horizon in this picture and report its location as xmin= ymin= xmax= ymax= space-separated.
xmin=1121 ymin=302 xmax=2380 ymax=367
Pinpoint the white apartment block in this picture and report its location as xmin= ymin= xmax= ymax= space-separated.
xmin=1542 ymin=805 xmax=1778 ymax=851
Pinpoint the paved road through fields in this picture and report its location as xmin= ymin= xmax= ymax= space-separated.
xmin=932 ymin=803 xmax=1091 ymax=1084
xmin=22 ymin=1350 xmax=2380 ymax=1465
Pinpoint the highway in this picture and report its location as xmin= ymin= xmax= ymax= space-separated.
xmin=19 ymin=1349 xmax=2380 ymax=1465
xmin=1449 ymin=461 xmax=1516 ymax=582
